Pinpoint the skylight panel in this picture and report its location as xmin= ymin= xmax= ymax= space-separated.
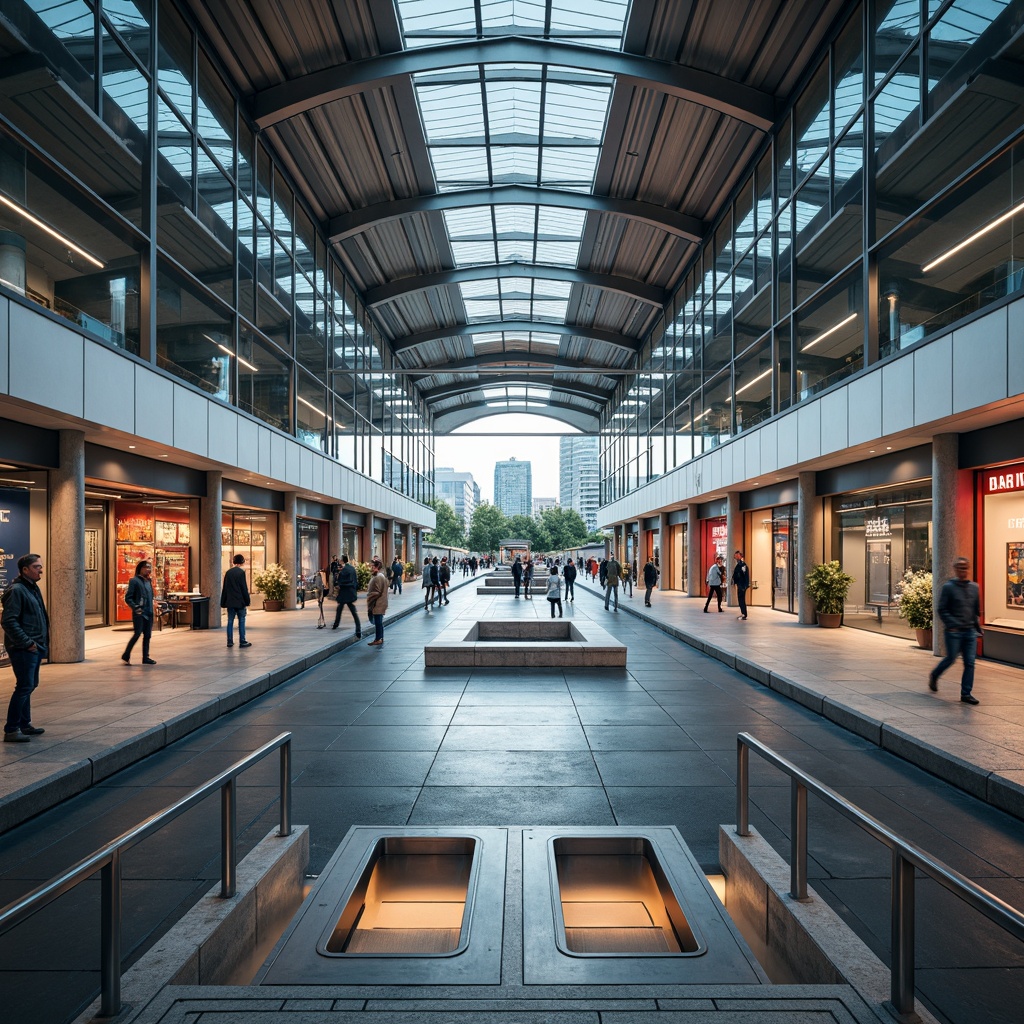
xmin=431 ymin=147 xmax=491 ymax=188
xmin=490 ymin=146 xmax=542 ymax=182
xmin=493 ymin=205 xmax=537 ymax=234
xmin=465 ymin=299 xmax=502 ymax=320
xmin=418 ymin=83 xmax=485 ymax=142
xmin=453 ymin=240 xmax=499 ymax=263
xmin=541 ymin=146 xmax=599 ymax=188
xmin=485 ymin=79 xmax=542 ymax=140
xmin=543 ymin=81 xmax=612 ymax=142
xmin=446 ymin=207 xmax=496 ymax=236
xmin=533 ymin=240 xmax=582 ymax=264
xmin=550 ymin=0 xmax=630 ymax=45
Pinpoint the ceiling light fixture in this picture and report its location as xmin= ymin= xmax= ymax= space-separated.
xmin=204 ymin=334 xmax=259 ymax=372
xmin=0 ymin=192 xmax=104 ymax=269
xmin=801 ymin=312 xmax=858 ymax=352
xmin=735 ymin=366 xmax=773 ymax=396
xmin=922 ymin=199 xmax=1024 ymax=273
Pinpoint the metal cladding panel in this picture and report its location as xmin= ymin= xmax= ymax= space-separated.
xmin=257 ymin=826 xmax=506 ymax=986
xmin=522 ymin=826 xmax=767 ymax=985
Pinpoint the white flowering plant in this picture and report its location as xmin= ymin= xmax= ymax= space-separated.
xmin=804 ymin=560 xmax=855 ymax=615
xmin=252 ymin=562 xmax=290 ymax=601
xmin=896 ymin=569 xmax=933 ymax=630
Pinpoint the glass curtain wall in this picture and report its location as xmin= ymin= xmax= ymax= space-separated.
xmin=603 ymin=0 xmax=1023 ymax=499
xmin=0 ymin=0 xmax=432 ymax=503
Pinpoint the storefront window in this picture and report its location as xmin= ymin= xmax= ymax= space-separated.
xmin=297 ymin=518 xmax=326 ymax=579
xmin=980 ymin=464 xmax=1024 ymax=635
xmin=835 ymin=488 xmax=932 ymax=635
xmin=222 ymin=510 xmax=277 ymax=592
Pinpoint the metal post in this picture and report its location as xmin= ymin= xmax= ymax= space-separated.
xmin=890 ymin=849 xmax=916 ymax=1015
xmin=221 ymin=779 xmax=236 ymax=898
xmin=100 ymin=851 xmax=122 ymax=1018
xmin=279 ymin=740 xmax=292 ymax=837
xmin=736 ymin=737 xmax=749 ymax=835
xmin=791 ymin=779 xmax=808 ymax=900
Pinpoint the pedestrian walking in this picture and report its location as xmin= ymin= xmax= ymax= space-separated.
xmin=929 ymin=557 xmax=982 ymax=704
xmin=704 ymin=556 xmax=726 ymax=612
xmin=563 ymin=558 xmax=577 ymax=602
xmin=2 ymin=553 xmax=48 ymax=742
xmin=331 ymin=554 xmax=361 ymax=636
xmin=546 ymin=565 xmax=563 ymax=618
xmin=122 ymin=559 xmax=157 ymax=664
xmin=733 ymin=550 xmax=750 ymax=620
xmin=439 ymin=556 xmax=451 ymax=604
xmin=366 ymin=557 xmax=389 ymax=646
xmin=604 ymin=553 xmax=621 ymax=611
xmin=511 ymin=555 xmax=523 ymax=598
xmin=643 ymin=558 xmax=658 ymax=607
xmin=390 ymin=556 xmax=404 ymax=595
xmin=221 ymin=553 xmax=252 ymax=648
xmin=523 ymin=558 xmax=534 ymax=600
xmin=599 ymin=558 xmax=608 ymax=588
xmin=422 ymin=556 xmax=435 ymax=609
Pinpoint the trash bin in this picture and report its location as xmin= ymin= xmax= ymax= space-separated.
xmin=190 ymin=596 xmax=210 ymax=630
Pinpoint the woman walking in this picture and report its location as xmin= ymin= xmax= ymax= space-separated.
xmin=366 ymin=558 xmax=389 ymax=646
xmin=546 ymin=565 xmax=563 ymax=618
xmin=703 ymin=555 xmax=726 ymax=613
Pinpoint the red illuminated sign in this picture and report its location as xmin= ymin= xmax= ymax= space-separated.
xmin=983 ymin=462 xmax=1024 ymax=494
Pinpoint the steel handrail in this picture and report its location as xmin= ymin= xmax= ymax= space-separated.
xmin=736 ymin=731 xmax=1024 ymax=1018
xmin=0 ymin=731 xmax=292 ymax=1018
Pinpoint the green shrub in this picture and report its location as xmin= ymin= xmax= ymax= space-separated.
xmin=896 ymin=569 xmax=933 ymax=629
xmin=354 ymin=561 xmax=372 ymax=591
xmin=804 ymin=560 xmax=855 ymax=615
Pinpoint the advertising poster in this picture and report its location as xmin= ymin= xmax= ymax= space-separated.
xmin=0 ymin=487 xmax=31 ymax=593
xmin=1009 ymin=543 xmax=1024 ymax=608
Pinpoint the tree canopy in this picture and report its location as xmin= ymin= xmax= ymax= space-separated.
xmin=426 ymin=498 xmax=465 ymax=547
xmin=468 ymin=502 xmax=506 ymax=553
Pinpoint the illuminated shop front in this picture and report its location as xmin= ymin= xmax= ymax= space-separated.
xmin=979 ymin=460 xmax=1024 ymax=667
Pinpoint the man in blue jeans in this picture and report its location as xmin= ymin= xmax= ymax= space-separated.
xmin=929 ymin=557 xmax=982 ymax=704
xmin=2 ymin=553 xmax=49 ymax=742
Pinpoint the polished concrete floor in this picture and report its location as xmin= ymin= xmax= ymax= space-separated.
xmin=1 ymin=579 xmax=1023 ymax=1023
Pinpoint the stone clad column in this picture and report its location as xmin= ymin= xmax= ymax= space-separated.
xmin=686 ymin=503 xmax=701 ymax=595
xmin=330 ymin=503 xmax=343 ymax=565
xmin=201 ymin=471 xmax=223 ymax=628
xmin=48 ymin=430 xmax=85 ymax=663
xmin=797 ymin=470 xmax=823 ymax=625
xmin=404 ymin=523 xmax=414 ymax=568
xmin=726 ymin=491 xmax=742 ymax=608
xmin=932 ymin=433 xmax=965 ymax=658
xmin=658 ymin=512 xmax=671 ymax=589
xmin=280 ymin=491 xmax=298 ymax=610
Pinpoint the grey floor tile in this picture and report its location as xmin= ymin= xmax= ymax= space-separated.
xmin=409 ymin=785 xmax=615 ymax=826
xmin=425 ymin=749 xmax=601 ymax=786
xmin=583 ymin=725 xmax=700 ymax=751
xmin=592 ymin=749 xmax=732 ymax=788
xmin=437 ymin=725 xmax=590 ymax=751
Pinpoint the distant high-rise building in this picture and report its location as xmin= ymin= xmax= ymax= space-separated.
xmin=434 ymin=467 xmax=478 ymax=527
xmin=533 ymin=497 xmax=558 ymax=515
xmin=494 ymin=458 xmax=532 ymax=517
xmin=559 ymin=436 xmax=600 ymax=531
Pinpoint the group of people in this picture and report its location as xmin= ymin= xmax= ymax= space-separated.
xmin=421 ymin=555 xmax=452 ymax=610
xmin=703 ymin=550 xmax=750 ymax=619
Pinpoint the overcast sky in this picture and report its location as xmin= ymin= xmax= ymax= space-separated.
xmin=433 ymin=413 xmax=581 ymax=504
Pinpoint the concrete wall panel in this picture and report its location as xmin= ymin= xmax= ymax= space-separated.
xmin=776 ymin=410 xmax=798 ymax=467
xmin=256 ymin=425 xmax=273 ymax=477
xmin=208 ymin=402 xmax=239 ymax=467
xmin=880 ymin=355 xmax=915 ymax=436
xmin=1010 ymin=298 xmax=1024 ymax=398
xmin=85 ymin=343 xmax=134 ymax=432
xmin=913 ymin=334 xmax=952 ymax=425
xmin=796 ymin=401 xmax=821 ymax=462
xmin=819 ymin=388 xmax=849 ymax=455
xmin=0 ymin=297 xmax=8 ymax=394
xmin=758 ymin=420 xmax=779 ymax=475
xmin=846 ymin=372 xmax=882 ymax=447
xmin=952 ymin=311 xmax=1008 ymax=413
xmin=269 ymin=432 xmax=287 ymax=482
xmin=11 ymin=305 xmax=83 ymax=416
xmin=135 ymin=367 xmax=174 ymax=445
xmin=173 ymin=384 xmax=209 ymax=457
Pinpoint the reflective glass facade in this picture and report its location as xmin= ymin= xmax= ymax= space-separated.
xmin=0 ymin=0 xmax=433 ymax=503
xmin=601 ymin=0 xmax=1023 ymax=502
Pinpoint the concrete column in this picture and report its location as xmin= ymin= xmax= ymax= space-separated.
xmin=48 ymin=430 xmax=85 ymax=663
xmin=201 ymin=471 xmax=223 ymax=629
xmin=797 ymin=470 xmax=823 ymax=625
xmin=415 ymin=528 xmax=423 ymax=567
xmin=280 ymin=491 xmax=298 ymax=610
xmin=329 ymin=504 xmax=343 ymax=566
xmin=726 ymin=491 xmax=742 ymax=608
xmin=932 ymin=433 xmax=967 ymax=658
xmin=382 ymin=519 xmax=394 ymax=567
xmin=658 ymin=512 xmax=671 ymax=589
xmin=404 ymin=522 xmax=414 ymax=567
xmin=686 ymin=504 xmax=701 ymax=595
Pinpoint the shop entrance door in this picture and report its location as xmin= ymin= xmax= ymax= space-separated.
xmin=866 ymin=542 xmax=893 ymax=610
xmin=84 ymin=504 xmax=106 ymax=627
xmin=771 ymin=507 xmax=798 ymax=613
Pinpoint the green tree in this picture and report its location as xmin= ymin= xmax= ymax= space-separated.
xmin=538 ymin=506 xmax=589 ymax=550
xmin=505 ymin=514 xmax=538 ymax=547
xmin=468 ymin=502 xmax=506 ymax=553
xmin=426 ymin=498 xmax=465 ymax=547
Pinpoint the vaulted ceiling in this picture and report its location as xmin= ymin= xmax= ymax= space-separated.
xmin=186 ymin=0 xmax=850 ymax=432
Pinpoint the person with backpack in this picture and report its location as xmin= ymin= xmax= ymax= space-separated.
xmin=704 ymin=555 xmax=726 ymax=613
xmin=438 ymin=556 xmax=451 ymax=605
xmin=331 ymin=554 xmax=361 ymax=636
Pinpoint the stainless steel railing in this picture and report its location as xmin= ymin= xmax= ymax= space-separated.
xmin=735 ymin=731 xmax=1024 ymax=1017
xmin=0 ymin=731 xmax=292 ymax=1018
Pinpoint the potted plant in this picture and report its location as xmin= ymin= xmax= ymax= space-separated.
xmin=253 ymin=562 xmax=290 ymax=611
xmin=804 ymin=560 xmax=855 ymax=627
xmin=897 ymin=568 xmax=933 ymax=649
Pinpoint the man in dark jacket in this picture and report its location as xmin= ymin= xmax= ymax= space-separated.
xmin=929 ymin=557 xmax=982 ymax=704
xmin=439 ymin=556 xmax=451 ymax=604
xmin=732 ymin=550 xmax=750 ymax=620
xmin=2 ymin=553 xmax=49 ymax=741
xmin=221 ymin=553 xmax=252 ymax=648
xmin=332 ymin=554 xmax=361 ymax=636
xmin=511 ymin=555 xmax=523 ymax=598
xmin=643 ymin=558 xmax=659 ymax=607
xmin=563 ymin=558 xmax=577 ymax=603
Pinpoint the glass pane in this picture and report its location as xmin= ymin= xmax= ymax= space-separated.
xmin=239 ymin=323 xmax=291 ymax=433
xmin=157 ymin=0 xmax=193 ymax=126
xmin=834 ymin=5 xmax=864 ymax=134
xmin=795 ymin=265 xmax=863 ymax=401
xmin=297 ymin=371 xmax=328 ymax=452
xmin=873 ymin=46 xmax=919 ymax=160
xmin=104 ymin=0 xmax=152 ymax=67
xmin=875 ymin=0 xmax=919 ymax=85
xmin=198 ymin=48 xmax=234 ymax=175
xmin=795 ymin=60 xmax=830 ymax=189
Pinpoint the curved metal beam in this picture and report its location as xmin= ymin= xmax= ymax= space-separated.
xmin=392 ymin=319 xmax=642 ymax=354
xmin=419 ymin=375 xmax=611 ymax=405
xmin=253 ymin=37 xmax=776 ymax=131
xmin=365 ymin=262 xmax=667 ymax=308
xmin=407 ymin=352 xmax=627 ymax=374
xmin=330 ymin=185 xmax=703 ymax=244
xmin=432 ymin=399 xmax=601 ymax=434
